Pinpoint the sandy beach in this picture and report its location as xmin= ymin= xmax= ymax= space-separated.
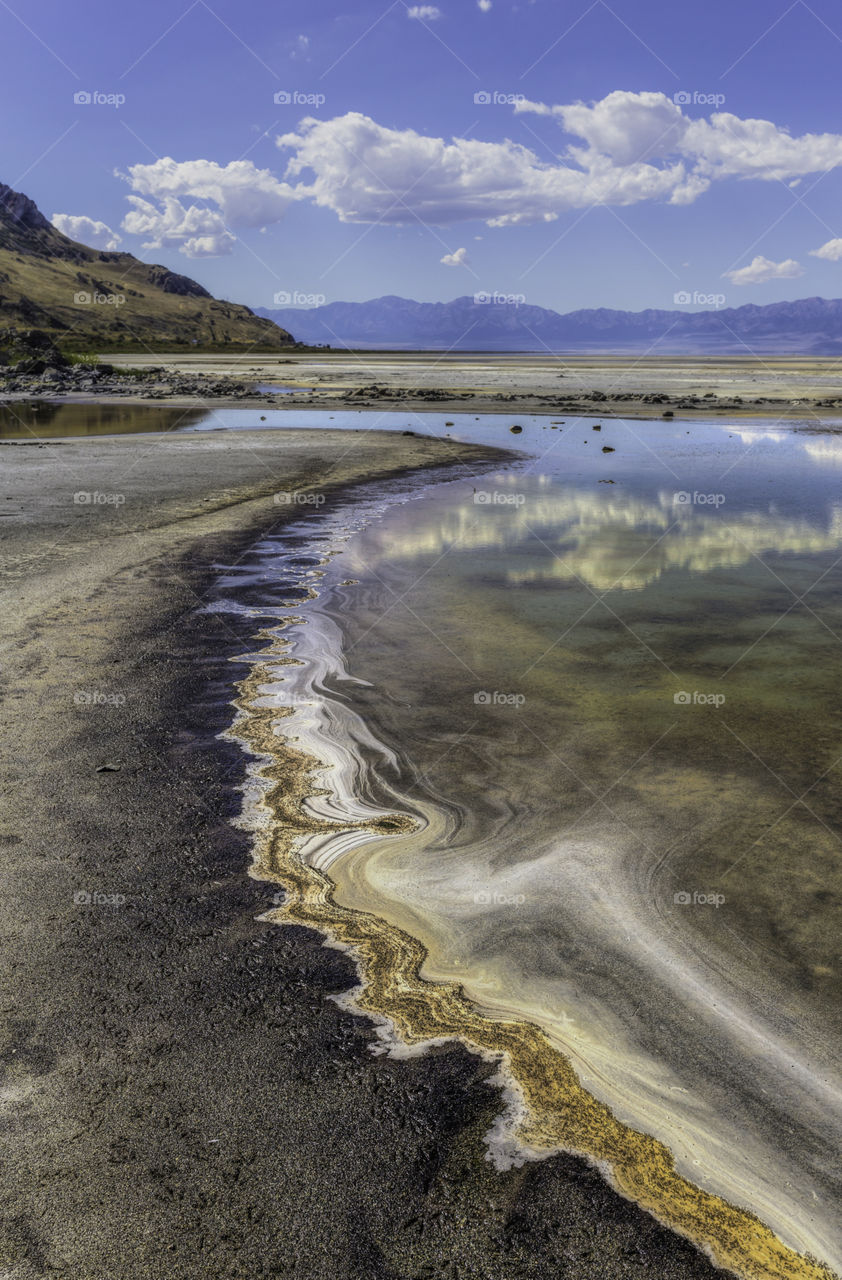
xmin=0 ymin=425 xmax=732 ymax=1279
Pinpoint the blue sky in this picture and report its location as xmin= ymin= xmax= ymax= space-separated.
xmin=5 ymin=0 xmax=842 ymax=313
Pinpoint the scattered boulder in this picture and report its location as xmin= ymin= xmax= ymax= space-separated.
xmin=0 ymin=326 xmax=68 ymax=372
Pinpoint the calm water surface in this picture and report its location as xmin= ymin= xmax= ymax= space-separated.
xmin=244 ymin=413 xmax=842 ymax=1266
xmin=15 ymin=402 xmax=842 ymax=1268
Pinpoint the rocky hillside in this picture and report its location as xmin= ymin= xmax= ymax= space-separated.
xmin=0 ymin=183 xmax=294 ymax=351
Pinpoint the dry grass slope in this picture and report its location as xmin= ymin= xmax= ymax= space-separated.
xmin=0 ymin=181 xmax=294 ymax=352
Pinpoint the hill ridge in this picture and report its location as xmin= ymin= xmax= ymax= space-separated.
xmin=0 ymin=182 xmax=293 ymax=351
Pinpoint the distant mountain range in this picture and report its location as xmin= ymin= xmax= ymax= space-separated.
xmin=5 ymin=176 xmax=840 ymax=356
xmin=256 ymin=294 xmax=842 ymax=354
xmin=0 ymin=183 xmax=293 ymax=352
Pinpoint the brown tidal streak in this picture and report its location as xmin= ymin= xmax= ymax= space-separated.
xmin=231 ymin=636 xmax=837 ymax=1280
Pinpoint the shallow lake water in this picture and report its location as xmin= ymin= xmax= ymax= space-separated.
xmin=235 ymin=412 xmax=842 ymax=1271
xmin=16 ymin=402 xmax=842 ymax=1271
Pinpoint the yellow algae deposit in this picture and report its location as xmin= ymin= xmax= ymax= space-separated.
xmin=229 ymin=631 xmax=837 ymax=1280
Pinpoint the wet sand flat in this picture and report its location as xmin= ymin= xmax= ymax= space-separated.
xmin=0 ymin=425 xmax=731 ymax=1279
xmin=90 ymin=351 xmax=842 ymax=419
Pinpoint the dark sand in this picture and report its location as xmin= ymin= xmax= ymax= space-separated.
xmin=0 ymin=428 xmax=729 ymax=1278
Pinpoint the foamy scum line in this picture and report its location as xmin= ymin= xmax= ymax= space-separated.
xmin=217 ymin=491 xmax=838 ymax=1280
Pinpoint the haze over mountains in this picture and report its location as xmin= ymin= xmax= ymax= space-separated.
xmin=0 ymin=183 xmax=293 ymax=352
xmin=257 ymin=294 xmax=842 ymax=354
xmin=4 ymin=177 xmax=842 ymax=357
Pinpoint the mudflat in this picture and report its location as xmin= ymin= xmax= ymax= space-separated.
xmin=0 ymin=427 xmax=728 ymax=1279
xmin=89 ymin=350 xmax=842 ymax=418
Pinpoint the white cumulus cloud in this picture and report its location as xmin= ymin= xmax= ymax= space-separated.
xmin=440 ymin=246 xmax=469 ymax=265
xmin=276 ymin=111 xmax=689 ymax=226
xmin=528 ymin=90 xmax=688 ymax=165
xmin=116 ymin=157 xmax=293 ymax=257
xmin=810 ymin=238 xmax=842 ymax=261
xmin=517 ymin=90 xmax=842 ymax=184
xmin=723 ymin=255 xmax=804 ymax=286
xmin=121 ymin=196 xmax=236 ymax=257
xmin=407 ymin=4 xmax=441 ymax=17
xmin=477 ymin=0 xmax=492 ymax=10
xmin=113 ymin=92 xmax=842 ymax=262
xmin=51 ymin=213 xmax=122 ymax=250
xmin=275 ymin=92 xmax=842 ymax=229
